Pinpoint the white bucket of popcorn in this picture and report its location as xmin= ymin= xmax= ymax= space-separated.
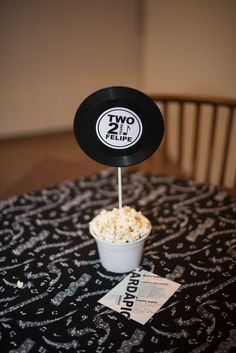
xmin=89 ymin=206 xmax=151 ymax=273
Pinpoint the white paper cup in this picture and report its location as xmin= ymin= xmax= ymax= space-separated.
xmin=89 ymin=224 xmax=151 ymax=273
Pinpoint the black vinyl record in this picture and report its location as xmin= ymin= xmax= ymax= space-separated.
xmin=73 ymin=86 xmax=164 ymax=167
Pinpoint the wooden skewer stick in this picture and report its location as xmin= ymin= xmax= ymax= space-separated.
xmin=118 ymin=167 xmax=126 ymax=223
xmin=118 ymin=167 xmax=122 ymax=211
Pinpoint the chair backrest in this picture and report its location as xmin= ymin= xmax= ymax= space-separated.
xmin=148 ymin=94 xmax=236 ymax=189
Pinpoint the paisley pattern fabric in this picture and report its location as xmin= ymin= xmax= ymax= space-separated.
xmin=0 ymin=170 xmax=236 ymax=353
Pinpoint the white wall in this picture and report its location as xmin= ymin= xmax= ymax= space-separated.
xmin=1 ymin=0 xmax=236 ymax=139
xmin=142 ymin=0 xmax=236 ymax=98
xmin=0 ymin=0 xmax=141 ymax=138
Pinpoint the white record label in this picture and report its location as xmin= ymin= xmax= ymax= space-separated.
xmin=96 ymin=107 xmax=143 ymax=149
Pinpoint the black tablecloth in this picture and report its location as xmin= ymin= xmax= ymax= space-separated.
xmin=0 ymin=170 xmax=236 ymax=353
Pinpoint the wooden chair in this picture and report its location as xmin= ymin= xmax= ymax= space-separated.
xmin=143 ymin=94 xmax=236 ymax=190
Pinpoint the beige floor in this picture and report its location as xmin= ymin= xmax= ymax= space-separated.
xmin=0 ymin=131 xmax=101 ymax=195
xmin=0 ymin=130 xmax=157 ymax=197
xmin=1 ymin=131 xmax=235 ymax=198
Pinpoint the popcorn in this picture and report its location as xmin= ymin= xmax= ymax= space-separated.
xmin=89 ymin=206 xmax=151 ymax=243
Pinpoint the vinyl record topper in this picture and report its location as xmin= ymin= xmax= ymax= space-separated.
xmin=74 ymin=86 xmax=164 ymax=167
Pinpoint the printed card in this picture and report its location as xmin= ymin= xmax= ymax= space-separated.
xmin=98 ymin=267 xmax=180 ymax=325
